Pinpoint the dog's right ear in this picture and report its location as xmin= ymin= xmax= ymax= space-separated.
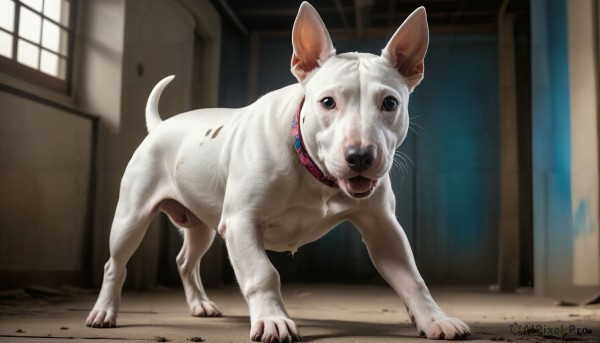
xmin=291 ymin=2 xmax=335 ymax=82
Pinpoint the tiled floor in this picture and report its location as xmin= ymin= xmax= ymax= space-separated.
xmin=0 ymin=284 xmax=598 ymax=342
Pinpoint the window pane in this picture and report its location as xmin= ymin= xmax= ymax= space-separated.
xmin=19 ymin=7 xmax=41 ymax=44
xmin=21 ymin=0 xmax=42 ymax=12
xmin=40 ymin=49 xmax=58 ymax=77
xmin=0 ymin=30 xmax=13 ymax=58
xmin=17 ymin=38 xmax=39 ymax=69
xmin=0 ymin=0 xmax=15 ymax=32
xmin=41 ymin=19 xmax=59 ymax=52
xmin=43 ymin=0 xmax=61 ymax=22
xmin=39 ymin=51 xmax=66 ymax=79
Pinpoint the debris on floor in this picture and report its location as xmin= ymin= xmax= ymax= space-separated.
xmin=0 ymin=284 xmax=598 ymax=342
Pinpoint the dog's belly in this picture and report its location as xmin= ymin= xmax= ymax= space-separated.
xmin=261 ymin=205 xmax=347 ymax=252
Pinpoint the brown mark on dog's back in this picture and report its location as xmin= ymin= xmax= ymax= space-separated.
xmin=205 ymin=129 xmax=212 ymax=136
xmin=212 ymin=126 xmax=224 ymax=139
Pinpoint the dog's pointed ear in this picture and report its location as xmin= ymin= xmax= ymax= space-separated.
xmin=291 ymin=2 xmax=336 ymax=82
xmin=382 ymin=7 xmax=429 ymax=92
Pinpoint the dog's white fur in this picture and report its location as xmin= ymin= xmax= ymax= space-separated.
xmin=87 ymin=2 xmax=470 ymax=341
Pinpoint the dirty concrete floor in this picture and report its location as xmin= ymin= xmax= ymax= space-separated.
xmin=0 ymin=284 xmax=598 ymax=342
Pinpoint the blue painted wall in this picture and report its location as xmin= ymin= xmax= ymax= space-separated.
xmin=530 ymin=0 xmax=573 ymax=295
xmin=410 ymin=35 xmax=500 ymax=284
xmin=220 ymin=33 xmax=501 ymax=284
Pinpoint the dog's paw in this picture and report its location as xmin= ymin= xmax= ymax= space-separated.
xmin=190 ymin=299 xmax=222 ymax=317
xmin=415 ymin=316 xmax=471 ymax=340
xmin=86 ymin=309 xmax=117 ymax=328
xmin=250 ymin=316 xmax=302 ymax=342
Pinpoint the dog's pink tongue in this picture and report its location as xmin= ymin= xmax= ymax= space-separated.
xmin=347 ymin=176 xmax=373 ymax=193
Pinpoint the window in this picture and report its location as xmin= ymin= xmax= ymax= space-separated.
xmin=0 ymin=0 xmax=74 ymax=92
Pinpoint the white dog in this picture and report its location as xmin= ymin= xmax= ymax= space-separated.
xmin=87 ymin=2 xmax=470 ymax=341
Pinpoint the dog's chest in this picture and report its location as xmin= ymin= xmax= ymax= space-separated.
xmin=260 ymin=195 xmax=351 ymax=252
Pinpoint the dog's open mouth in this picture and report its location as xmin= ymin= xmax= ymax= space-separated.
xmin=339 ymin=176 xmax=377 ymax=198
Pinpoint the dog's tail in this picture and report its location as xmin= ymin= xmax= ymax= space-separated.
xmin=145 ymin=75 xmax=175 ymax=132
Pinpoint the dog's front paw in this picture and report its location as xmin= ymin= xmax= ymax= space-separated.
xmin=414 ymin=316 xmax=471 ymax=340
xmin=250 ymin=316 xmax=301 ymax=342
xmin=190 ymin=299 xmax=222 ymax=317
xmin=86 ymin=308 xmax=117 ymax=328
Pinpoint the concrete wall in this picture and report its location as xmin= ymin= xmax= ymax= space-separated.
xmin=0 ymin=0 xmax=220 ymax=290
xmin=0 ymin=1 xmax=101 ymax=288
xmin=531 ymin=0 xmax=600 ymax=304
xmin=0 ymin=91 xmax=93 ymax=288
xmin=567 ymin=0 xmax=600 ymax=291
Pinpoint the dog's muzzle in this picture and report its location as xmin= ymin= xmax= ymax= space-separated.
xmin=338 ymin=145 xmax=378 ymax=198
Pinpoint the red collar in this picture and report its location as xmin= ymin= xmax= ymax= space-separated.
xmin=291 ymin=98 xmax=339 ymax=188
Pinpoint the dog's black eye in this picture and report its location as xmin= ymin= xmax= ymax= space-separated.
xmin=321 ymin=97 xmax=336 ymax=110
xmin=382 ymin=97 xmax=398 ymax=111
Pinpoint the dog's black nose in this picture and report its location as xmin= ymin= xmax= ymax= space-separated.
xmin=344 ymin=145 xmax=376 ymax=173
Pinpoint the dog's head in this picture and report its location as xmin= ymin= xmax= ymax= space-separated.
xmin=291 ymin=2 xmax=428 ymax=199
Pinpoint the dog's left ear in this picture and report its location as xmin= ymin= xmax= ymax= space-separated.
xmin=382 ymin=7 xmax=429 ymax=92
xmin=291 ymin=2 xmax=336 ymax=82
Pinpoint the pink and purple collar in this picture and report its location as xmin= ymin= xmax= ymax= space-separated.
xmin=291 ymin=98 xmax=339 ymax=188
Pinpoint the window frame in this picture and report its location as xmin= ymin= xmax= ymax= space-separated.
xmin=0 ymin=0 xmax=77 ymax=94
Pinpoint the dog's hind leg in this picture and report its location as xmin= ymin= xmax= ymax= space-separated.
xmin=86 ymin=192 xmax=157 ymax=328
xmin=176 ymin=227 xmax=222 ymax=317
xmin=87 ymin=145 xmax=172 ymax=328
xmin=160 ymin=199 xmax=222 ymax=317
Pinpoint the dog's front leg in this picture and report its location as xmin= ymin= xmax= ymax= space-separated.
xmin=352 ymin=212 xmax=470 ymax=340
xmin=220 ymin=215 xmax=300 ymax=342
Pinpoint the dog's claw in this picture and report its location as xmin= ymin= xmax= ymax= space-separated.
xmin=91 ymin=321 xmax=114 ymax=329
xmin=250 ymin=316 xmax=300 ymax=343
xmin=190 ymin=300 xmax=222 ymax=318
xmin=416 ymin=316 xmax=471 ymax=340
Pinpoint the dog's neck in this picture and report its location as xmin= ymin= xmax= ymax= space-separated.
xmin=291 ymin=98 xmax=339 ymax=188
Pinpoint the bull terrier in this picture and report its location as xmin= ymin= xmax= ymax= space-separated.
xmin=86 ymin=2 xmax=471 ymax=341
